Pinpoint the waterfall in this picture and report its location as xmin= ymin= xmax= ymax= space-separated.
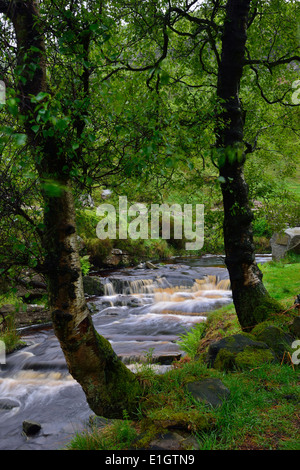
xmin=104 ymin=278 xmax=156 ymax=295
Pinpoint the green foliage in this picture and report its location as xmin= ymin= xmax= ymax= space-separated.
xmin=0 ymin=313 xmax=24 ymax=354
xmin=252 ymin=217 xmax=272 ymax=238
xmin=76 ymin=210 xmax=100 ymax=240
xmin=177 ymin=322 xmax=207 ymax=358
xmin=80 ymin=255 xmax=91 ymax=276
xmin=84 ymin=238 xmax=113 ymax=267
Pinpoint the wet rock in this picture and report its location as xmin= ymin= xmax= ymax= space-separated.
xmin=0 ymin=304 xmax=16 ymax=316
xmin=22 ymin=420 xmax=42 ymax=436
xmin=0 ymin=398 xmax=20 ymax=410
xmin=1 ymin=304 xmax=51 ymax=329
xmin=186 ymin=378 xmax=230 ymax=408
xmin=146 ymin=261 xmax=158 ymax=269
xmin=83 ymin=276 xmax=106 ymax=296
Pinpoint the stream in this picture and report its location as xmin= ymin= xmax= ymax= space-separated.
xmin=0 ymin=254 xmax=271 ymax=450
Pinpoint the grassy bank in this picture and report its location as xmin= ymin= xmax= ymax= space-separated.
xmin=67 ymin=256 xmax=300 ymax=451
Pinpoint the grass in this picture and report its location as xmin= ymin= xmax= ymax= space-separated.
xmin=195 ymin=363 xmax=299 ymax=450
xmin=260 ymin=254 xmax=300 ymax=305
xmin=67 ymin=415 xmax=138 ymax=450
xmin=0 ymin=292 xmax=26 ymax=353
xmin=66 ymin=256 xmax=300 ymax=451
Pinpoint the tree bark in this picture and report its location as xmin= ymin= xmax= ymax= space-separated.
xmin=4 ymin=0 xmax=142 ymax=417
xmin=216 ymin=0 xmax=271 ymax=330
xmin=43 ymin=181 xmax=142 ymax=417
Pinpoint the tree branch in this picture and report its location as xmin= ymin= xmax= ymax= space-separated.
xmin=167 ymin=7 xmax=218 ymax=32
xmin=244 ymin=55 xmax=300 ymax=69
xmin=250 ymin=65 xmax=300 ymax=106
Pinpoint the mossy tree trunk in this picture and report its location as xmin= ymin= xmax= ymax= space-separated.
xmin=42 ymin=179 xmax=141 ymax=417
xmin=216 ymin=0 xmax=271 ymax=330
xmin=1 ymin=0 xmax=142 ymax=417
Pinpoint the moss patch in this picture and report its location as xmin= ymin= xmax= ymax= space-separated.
xmin=251 ymin=324 xmax=294 ymax=360
xmin=214 ymin=349 xmax=236 ymax=372
xmin=150 ymin=407 xmax=214 ymax=433
xmin=252 ymin=296 xmax=283 ymax=324
xmin=235 ymin=347 xmax=276 ymax=370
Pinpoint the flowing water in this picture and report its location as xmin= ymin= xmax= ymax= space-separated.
xmin=0 ymin=254 xmax=271 ymax=450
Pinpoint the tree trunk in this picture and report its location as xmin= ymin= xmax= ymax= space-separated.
xmin=216 ymin=0 xmax=271 ymax=330
xmin=4 ymin=0 xmax=142 ymax=417
xmin=43 ymin=181 xmax=142 ymax=417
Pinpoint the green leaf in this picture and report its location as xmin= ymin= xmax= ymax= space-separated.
xmin=32 ymin=92 xmax=49 ymax=102
xmin=13 ymin=134 xmax=27 ymax=146
xmin=31 ymin=125 xmax=40 ymax=133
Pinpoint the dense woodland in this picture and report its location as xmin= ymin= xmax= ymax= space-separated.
xmin=0 ymin=0 xmax=299 ymax=442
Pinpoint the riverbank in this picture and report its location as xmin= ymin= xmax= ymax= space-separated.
xmin=67 ymin=257 xmax=300 ymax=451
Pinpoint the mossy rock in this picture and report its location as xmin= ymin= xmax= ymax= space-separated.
xmin=85 ymin=238 xmax=113 ymax=267
xmin=251 ymin=324 xmax=294 ymax=360
xmin=213 ymin=345 xmax=276 ymax=371
xmin=207 ymin=333 xmax=278 ymax=371
xmin=235 ymin=347 xmax=276 ymax=370
xmin=207 ymin=333 xmax=271 ymax=367
xmin=82 ymin=275 xmax=106 ymax=296
xmin=150 ymin=407 xmax=214 ymax=433
xmin=213 ymin=349 xmax=236 ymax=372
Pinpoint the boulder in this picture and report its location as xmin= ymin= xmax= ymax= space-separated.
xmin=82 ymin=276 xmax=106 ymax=296
xmin=103 ymin=249 xmax=131 ymax=268
xmin=207 ymin=334 xmax=270 ymax=366
xmin=206 ymin=333 xmax=276 ymax=371
xmin=270 ymin=227 xmax=300 ymax=261
xmin=0 ymin=398 xmax=20 ymax=410
xmin=251 ymin=324 xmax=294 ymax=360
xmin=186 ymin=378 xmax=230 ymax=408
